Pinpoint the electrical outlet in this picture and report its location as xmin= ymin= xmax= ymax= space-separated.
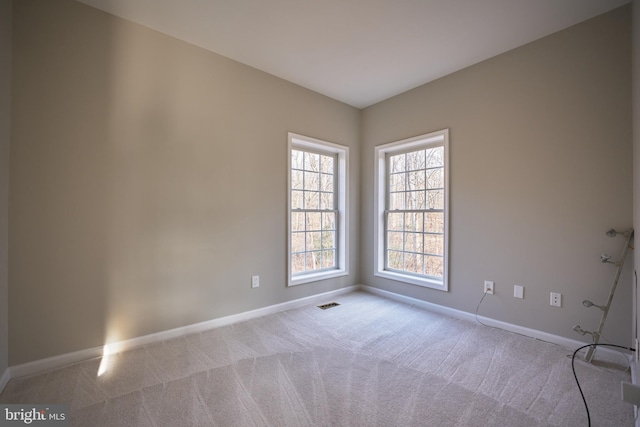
xmin=514 ymin=285 xmax=524 ymax=299
xmin=550 ymin=292 xmax=561 ymax=307
xmin=484 ymin=281 xmax=494 ymax=295
xmin=251 ymin=275 xmax=259 ymax=288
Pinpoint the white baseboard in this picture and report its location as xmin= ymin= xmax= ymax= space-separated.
xmin=5 ymin=283 xmax=629 ymax=384
xmin=360 ymin=285 xmax=631 ymax=362
xmin=8 ymin=285 xmax=359 ymax=380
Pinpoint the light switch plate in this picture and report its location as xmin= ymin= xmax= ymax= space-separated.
xmin=514 ymin=285 xmax=524 ymax=299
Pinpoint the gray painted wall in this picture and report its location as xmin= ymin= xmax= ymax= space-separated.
xmin=361 ymin=6 xmax=633 ymax=346
xmin=9 ymin=0 xmax=360 ymax=365
xmin=0 ymin=0 xmax=11 ymax=375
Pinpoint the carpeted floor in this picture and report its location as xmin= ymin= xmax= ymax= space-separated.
xmin=0 ymin=291 xmax=634 ymax=426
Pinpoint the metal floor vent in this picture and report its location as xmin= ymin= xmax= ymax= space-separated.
xmin=317 ymin=302 xmax=340 ymax=310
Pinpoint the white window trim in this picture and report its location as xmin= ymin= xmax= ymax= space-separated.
xmin=288 ymin=133 xmax=349 ymax=286
xmin=374 ymin=129 xmax=450 ymax=291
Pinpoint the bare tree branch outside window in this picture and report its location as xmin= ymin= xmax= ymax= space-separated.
xmin=291 ymin=149 xmax=337 ymax=274
xmin=386 ymin=146 xmax=444 ymax=278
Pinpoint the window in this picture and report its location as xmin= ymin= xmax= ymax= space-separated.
xmin=374 ymin=129 xmax=449 ymax=291
xmin=288 ymin=133 xmax=348 ymax=286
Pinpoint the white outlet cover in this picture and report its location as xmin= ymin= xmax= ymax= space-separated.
xmin=550 ymin=292 xmax=561 ymax=307
xmin=484 ymin=281 xmax=494 ymax=295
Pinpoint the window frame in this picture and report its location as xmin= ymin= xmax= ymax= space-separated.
xmin=288 ymin=133 xmax=349 ymax=286
xmin=374 ymin=129 xmax=450 ymax=291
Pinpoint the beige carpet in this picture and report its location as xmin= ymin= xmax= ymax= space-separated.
xmin=0 ymin=291 xmax=634 ymax=426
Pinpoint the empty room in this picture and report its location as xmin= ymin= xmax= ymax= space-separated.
xmin=1 ymin=0 xmax=640 ymax=425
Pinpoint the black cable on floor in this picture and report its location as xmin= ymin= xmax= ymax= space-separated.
xmin=571 ymin=343 xmax=634 ymax=426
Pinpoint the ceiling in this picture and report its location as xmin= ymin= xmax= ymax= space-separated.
xmin=77 ymin=0 xmax=630 ymax=108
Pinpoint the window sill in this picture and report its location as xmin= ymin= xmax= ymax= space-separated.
xmin=288 ymin=269 xmax=348 ymax=287
xmin=374 ymin=270 xmax=447 ymax=291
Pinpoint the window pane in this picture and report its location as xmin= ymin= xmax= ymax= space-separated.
xmin=426 ymin=167 xmax=443 ymax=189
xmin=426 ymin=189 xmax=444 ymax=210
xmin=306 ymin=212 xmax=321 ymax=231
xmin=389 ymin=154 xmax=405 ymax=173
xmin=425 ymin=147 xmax=444 ymax=168
xmin=321 ymin=174 xmax=333 ymax=192
xmin=407 ymin=170 xmax=425 ymax=190
xmin=292 ymin=253 xmax=305 ymax=274
xmin=404 ymin=252 xmax=423 ymax=274
xmin=304 ymin=152 xmax=320 ymax=172
xmin=291 ymin=232 xmax=305 ymax=253
xmin=387 ymin=231 xmax=403 ymax=251
xmin=425 ymin=255 xmax=444 ymax=278
xmin=320 ymin=192 xmax=334 ymax=210
xmin=389 ymin=192 xmax=405 ymax=210
xmin=306 ymin=232 xmax=322 ymax=251
xmin=322 ymin=212 xmax=335 ymax=230
xmin=291 ymin=212 xmax=305 ymax=232
xmin=291 ymin=190 xmax=304 ymax=209
xmin=291 ymin=170 xmax=303 ymax=190
xmin=406 ymin=149 xmax=425 ymax=171
xmin=306 ymin=252 xmax=320 ymax=270
xmin=321 ymin=231 xmax=335 ymax=249
xmin=304 ymin=171 xmax=319 ymax=191
xmin=387 ymin=251 xmax=403 ymax=270
xmin=425 ymin=234 xmax=444 ymax=256
xmin=291 ymin=150 xmax=304 ymax=170
xmin=322 ymin=250 xmax=335 ymax=268
xmin=389 ymin=173 xmax=405 ymax=192
xmin=405 ymin=191 xmax=426 ymax=210
xmin=388 ymin=212 xmax=403 ymax=231
xmin=405 ymin=212 xmax=423 ymax=232
xmin=404 ymin=232 xmax=423 ymax=253
xmin=425 ymin=212 xmax=444 ymax=233
xmin=305 ymin=191 xmax=320 ymax=209
xmin=320 ymin=155 xmax=334 ymax=174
